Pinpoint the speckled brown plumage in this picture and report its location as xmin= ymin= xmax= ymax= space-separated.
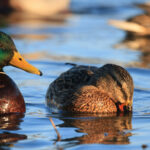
xmin=64 ymin=86 xmax=117 ymax=113
xmin=46 ymin=64 xmax=134 ymax=113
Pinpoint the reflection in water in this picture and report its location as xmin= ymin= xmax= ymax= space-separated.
xmin=0 ymin=113 xmax=24 ymax=130
xmin=55 ymin=113 xmax=132 ymax=145
xmin=0 ymin=132 xmax=26 ymax=144
xmin=3 ymin=11 xmax=70 ymax=27
xmin=0 ymin=114 xmax=27 ymax=147
xmin=11 ymin=34 xmax=51 ymax=40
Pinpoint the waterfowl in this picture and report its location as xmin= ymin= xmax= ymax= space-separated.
xmin=46 ymin=64 xmax=134 ymax=113
xmin=136 ymin=3 xmax=150 ymax=15
xmin=0 ymin=31 xmax=42 ymax=114
xmin=109 ymin=14 xmax=150 ymax=36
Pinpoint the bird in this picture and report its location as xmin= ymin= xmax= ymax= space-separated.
xmin=109 ymin=13 xmax=150 ymax=36
xmin=46 ymin=63 xmax=134 ymax=113
xmin=0 ymin=31 xmax=42 ymax=114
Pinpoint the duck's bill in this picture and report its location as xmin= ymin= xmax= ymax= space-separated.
xmin=9 ymin=51 xmax=42 ymax=76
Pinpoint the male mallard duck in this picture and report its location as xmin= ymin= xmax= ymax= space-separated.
xmin=0 ymin=31 xmax=42 ymax=114
xmin=46 ymin=64 xmax=134 ymax=113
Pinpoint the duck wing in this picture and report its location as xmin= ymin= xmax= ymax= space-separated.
xmin=46 ymin=65 xmax=98 ymax=108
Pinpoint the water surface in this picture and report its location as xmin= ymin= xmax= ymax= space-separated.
xmin=0 ymin=0 xmax=150 ymax=150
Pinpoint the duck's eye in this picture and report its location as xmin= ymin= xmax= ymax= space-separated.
xmin=19 ymin=58 xmax=22 ymax=61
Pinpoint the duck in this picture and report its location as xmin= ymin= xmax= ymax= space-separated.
xmin=136 ymin=2 xmax=150 ymax=15
xmin=0 ymin=31 xmax=42 ymax=114
xmin=109 ymin=14 xmax=150 ymax=36
xmin=46 ymin=63 xmax=134 ymax=113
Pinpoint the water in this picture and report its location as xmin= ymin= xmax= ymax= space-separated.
xmin=1 ymin=0 xmax=150 ymax=149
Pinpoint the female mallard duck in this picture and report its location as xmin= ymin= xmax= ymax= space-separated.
xmin=0 ymin=31 xmax=42 ymax=114
xmin=46 ymin=64 xmax=134 ymax=113
xmin=109 ymin=13 xmax=150 ymax=36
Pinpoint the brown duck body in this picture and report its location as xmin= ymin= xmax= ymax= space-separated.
xmin=0 ymin=72 xmax=25 ymax=114
xmin=46 ymin=64 xmax=134 ymax=113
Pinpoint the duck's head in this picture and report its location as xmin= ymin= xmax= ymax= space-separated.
xmin=116 ymin=99 xmax=133 ymax=113
xmin=0 ymin=31 xmax=42 ymax=76
xmin=101 ymin=64 xmax=134 ymax=113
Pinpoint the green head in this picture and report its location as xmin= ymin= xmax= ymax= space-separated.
xmin=0 ymin=31 xmax=42 ymax=76
xmin=0 ymin=32 xmax=15 ymax=68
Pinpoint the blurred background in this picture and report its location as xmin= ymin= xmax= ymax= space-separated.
xmin=0 ymin=0 xmax=150 ymax=68
xmin=0 ymin=0 xmax=150 ymax=150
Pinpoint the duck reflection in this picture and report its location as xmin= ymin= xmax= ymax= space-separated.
xmin=57 ymin=113 xmax=132 ymax=145
xmin=0 ymin=114 xmax=27 ymax=146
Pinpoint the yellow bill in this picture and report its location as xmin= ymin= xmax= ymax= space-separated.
xmin=9 ymin=51 xmax=42 ymax=76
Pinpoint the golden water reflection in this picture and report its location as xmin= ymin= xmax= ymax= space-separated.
xmin=59 ymin=113 xmax=132 ymax=145
xmin=11 ymin=34 xmax=51 ymax=40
